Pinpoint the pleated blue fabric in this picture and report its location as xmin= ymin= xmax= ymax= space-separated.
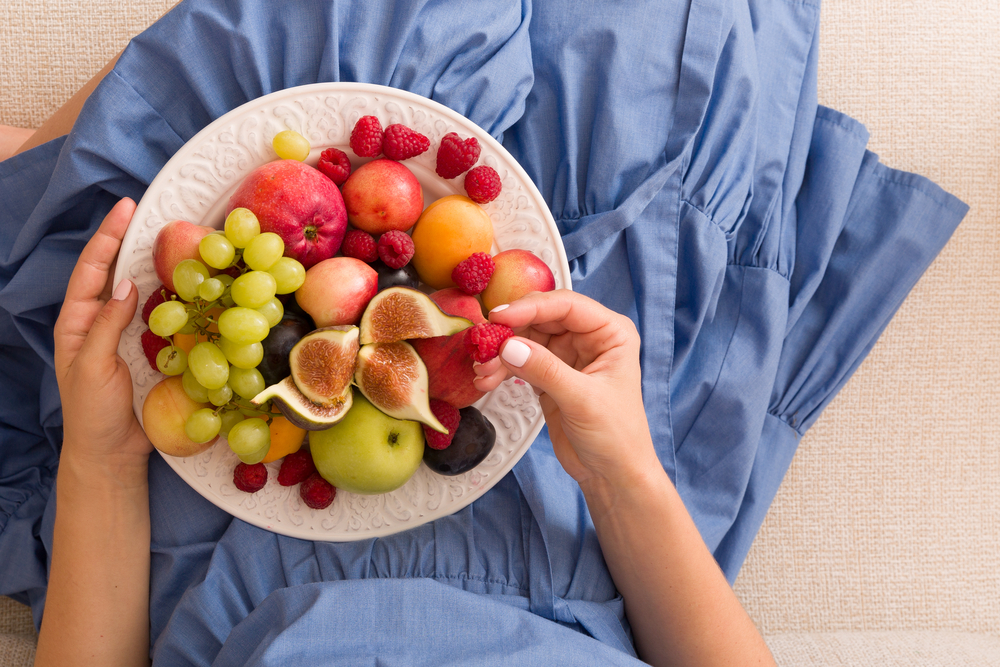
xmin=0 ymin=0 xmax=967 ymax=663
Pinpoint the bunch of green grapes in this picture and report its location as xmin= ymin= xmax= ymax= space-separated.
xmin=146 ymin=208 xmax=306 ymax=463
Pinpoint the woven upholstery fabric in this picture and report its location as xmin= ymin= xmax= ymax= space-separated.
xmin=766 ymin=632 xmax=1000 ymax=667
xmin=0 ymin=598 xmax=35 ymax=667
xmin=0 ymin=0 xmax=997 ymax=661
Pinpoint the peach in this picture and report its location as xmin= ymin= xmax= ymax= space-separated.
xmin=340 ymin=159 xmax=423 ymax=234
xmin=295 ymin=256 xmax=378 ymax=326
xmin=410 ymin=195 xmax=493 ymax=290
xmin=480 ymin=249 xmax=556 ymax=312
xmin=152 ymin=220 xmax=216 ymax=292
xmin=142 ymin=376 xmax=218 ymax=457
xmin=411 ymin=289 xmax=488 ymax=409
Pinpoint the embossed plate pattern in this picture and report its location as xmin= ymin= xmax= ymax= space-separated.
xmin=114 ymin=83 xmax=570 ymax=540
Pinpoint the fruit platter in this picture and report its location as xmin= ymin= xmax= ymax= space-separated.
xmin=114 ymin=83 xmax=570 ymax=540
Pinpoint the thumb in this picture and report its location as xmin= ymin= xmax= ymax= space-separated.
xmin=81 ymin=279 xmax=138 ymax=361
xmin=498 ymin=336 xmax=582 ymax=409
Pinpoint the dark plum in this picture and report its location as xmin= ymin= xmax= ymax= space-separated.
xmin=281 ymin=294 xmax=316 ymax=328
xmin=258 ymin=316 xmax=313 ymax=386
xmin=373 ymin=259 xmax=419 ymax=291
xmin=422 ymin=406 xmax=496 ymax=476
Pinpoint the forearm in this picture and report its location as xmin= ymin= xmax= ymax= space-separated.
xmin=582 ymin=464 xmax=774 ymax=667
xmin=35 ymin=447 xmax=151 ymax=667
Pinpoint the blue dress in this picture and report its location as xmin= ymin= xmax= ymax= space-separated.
xmin=0 ymin=0 xmax=967 ymax=663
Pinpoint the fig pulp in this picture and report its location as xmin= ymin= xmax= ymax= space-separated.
xmin=354 ymin=341 xmax=446 ymax=432
xmin=252 ymin=377 xmax=354 ymax=430
xmin=423 ymin=406 xmax=496 ymax=476
xmin=289 ymin=326 xmax=360 ymax=407
xmin=359 ymin=286 xmax=471 ymax=345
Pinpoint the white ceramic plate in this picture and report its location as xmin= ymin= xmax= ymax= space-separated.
xmin=114 ymin=82 xmax=570 ymax=541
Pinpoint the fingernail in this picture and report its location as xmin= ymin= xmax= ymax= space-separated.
xmin=112 ymin=279 xmax=133 ymax=301
xmin=501 ymin=338 xmax=530 ymax=368
xmin=489 ymin=304 xmax=509 ymax=314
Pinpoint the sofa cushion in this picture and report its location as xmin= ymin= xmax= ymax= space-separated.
xmin=766 ymin=631 xmax=1000 ymax=667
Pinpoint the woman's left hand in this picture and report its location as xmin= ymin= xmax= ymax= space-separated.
xmin=53 ymin=198 xmax=152 ymax=478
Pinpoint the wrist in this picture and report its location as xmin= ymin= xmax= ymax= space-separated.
xmin=58 ymin=445 xmax=149 ymax=495
xmin=579 ymin=458 xmax=672 ymax=520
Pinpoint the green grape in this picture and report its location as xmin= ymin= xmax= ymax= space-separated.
xmin=181 ymin=369 xmax=210 ymax=403
xmin=188 ymin=341 xmax=230 ymax=390
xmin=155 ymin=346 xmax=188 ymax=376
xmin=199 ymin=233 xmax=236 ymax=270
xmin=217 ymin=336 xmax=264 ymax=369
xmin=217 ymin=307 xmax=270 ymax=344
xmin=230 ymin=271 xmax=277 ymax=309
xmin=185 ymin=408 xmax=222 ymax=444
xmin=177 ymin=317 xmax=199 ymax=334
xmin=219 ymin=410 xmax=245 ymax=437
xmin=228 ymin=366 xmax=266 ymax=400
xmin=243 ymin=232 xmax=284 ymax=271
xmin=268 ymin=256 xmax=306 ymax=294
xmin=173 ymin=259 xmax=211 ymax=302
xmin=207 ymin=384 xmax=233 ymax=407
xmin=227 ymin=418 xmax=271 ymax=464
xmin=148 ymin=301 xmax=189 ymax=337
xmin=272 ymin=130 xmax=310 ymax=161
xmin=256 ymin=297 xmax=284 ymax=328
xmin=198 ymin=277 xmax=226 ymax=302
xmin=217 ymin=273 xmax=236 ymax=307
xmin=224 ymin=208 xmax=260 ymax=248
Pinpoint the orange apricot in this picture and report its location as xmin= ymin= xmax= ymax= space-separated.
xmin=410 ymin=195 xmax=493 ymax=289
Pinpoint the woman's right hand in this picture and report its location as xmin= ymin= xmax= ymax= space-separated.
xmin=473 ymin=290 xmax=660 ymax=490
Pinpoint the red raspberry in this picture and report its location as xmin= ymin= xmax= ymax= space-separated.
xmin=277 ymin=449 xmax=318 ymax=486
xmin=141 ymin=328 xmax=171 ymax=371
xmin=341 ymin=229 xmax=379 ymax=263
xmin=464 ymin=323 xmax=515 ymax=363
xmin=233 ymin=462 xmax=267 ymax=493
xmin=435 ymin=132 xmax=480 ymax=179
xmin=141 ymin=285 xmax=176 ymax=325
xmin=350 ymin=115 xmax=383 ymax=158
xmin=422 ymin=399 xmax=462 ymax=450
xmin=451 ymin=252 xmax=495 ymax=295
xmin=378 ymin=230 xmax=415 ymax=269
xmin=300 ymin=473 xmax=336 ymax=509
xmin=464 ymin=165 xmax=502 ymax=204
xmin=382 ymin=124 xmax=430 ymax=161
xmin=318 ymin=147 xmax=352 ymax=186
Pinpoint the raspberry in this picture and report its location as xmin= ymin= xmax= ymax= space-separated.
xmin=141 ymin=328 xmax=171 ymax=371
xmin=382 ymin=124 xmax=430 ymax=161
xmin=422 ymin=399 xmax=462 ymax=450
xmin=464 ymin=165 xmax=502 ymax=204
xmin=435 ymin=132 xmax=480 ymax=179
xmin=350 ymin=115 xmax=383 ymax=158
xmin=378 ymin=230 xmax=415 ymax=269
xmin=341 ymin=229 xmax=379 ymax=263
xmin=141 ymin=285 xmax=176 ymax=325
xmin=318 ymin=147 xmax=352 ymax=186
xmin=233 ymin=462 xmax=267 ymax=493
xmin=451 ymin=252 xmax=495 ymax=295
xmin=300 ymin=473 xmax=336 ymax=509
xmin=464 ymin=323 xmax=515 ymax=363
xmin=277 ymin=449 xmax=317 ymax=486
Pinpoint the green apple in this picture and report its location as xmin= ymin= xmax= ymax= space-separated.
xmin=310 ymin=394 xmax=424 ymax=495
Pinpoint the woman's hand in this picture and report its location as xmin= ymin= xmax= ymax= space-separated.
xmin=53 ymin=197 xmax=151 ymax=480
xmin=473 ymin=290 xmax=659 ymax=490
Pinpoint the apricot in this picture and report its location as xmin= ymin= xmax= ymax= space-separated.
xmin=142 ymin=376 xmax=218 ymax=457
xmin=260 ymin=415 xmax=307 ymax=463
xmin=410 ymin=195 xmax=493 ymax=290
xmin=480 ymin=249 xmax=555 ymax=312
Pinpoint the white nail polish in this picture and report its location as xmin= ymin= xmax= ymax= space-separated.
xmin=112 ymin=279 xmax=133 ymax=301
xmin=489 ymin=303 xmax=510 ymax=314
xmin=501 ymin=338 xmax=530 ymax=367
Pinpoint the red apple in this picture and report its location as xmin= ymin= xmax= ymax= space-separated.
xmin=152 ymin=220 xmax=215 ymax=292
xmin=340 ymin=159 xmax=423 ymax=234
xmin=412 ymin=288 xmax=488 ymax=409
xmin=480 ymin=249 xmax=556 ymax=313
xmin=295 ymin=257 xmax=378 ymax=327
xmin=227 ymin=159 xmax=347 ymax=269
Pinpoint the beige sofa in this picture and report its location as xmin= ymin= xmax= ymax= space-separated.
xmin=2 ymin=0 xmax=998 ymax=664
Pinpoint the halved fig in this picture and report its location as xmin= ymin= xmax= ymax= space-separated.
xmin=252 ymin=377 xmax=353 ymax=430
xmin=289 ymin=326 xmax=360 ymax=406
xmin=354 ymin=341 xmax=447 ymax=432
xmin=359 ymin=286 xmax=472 ymax=345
